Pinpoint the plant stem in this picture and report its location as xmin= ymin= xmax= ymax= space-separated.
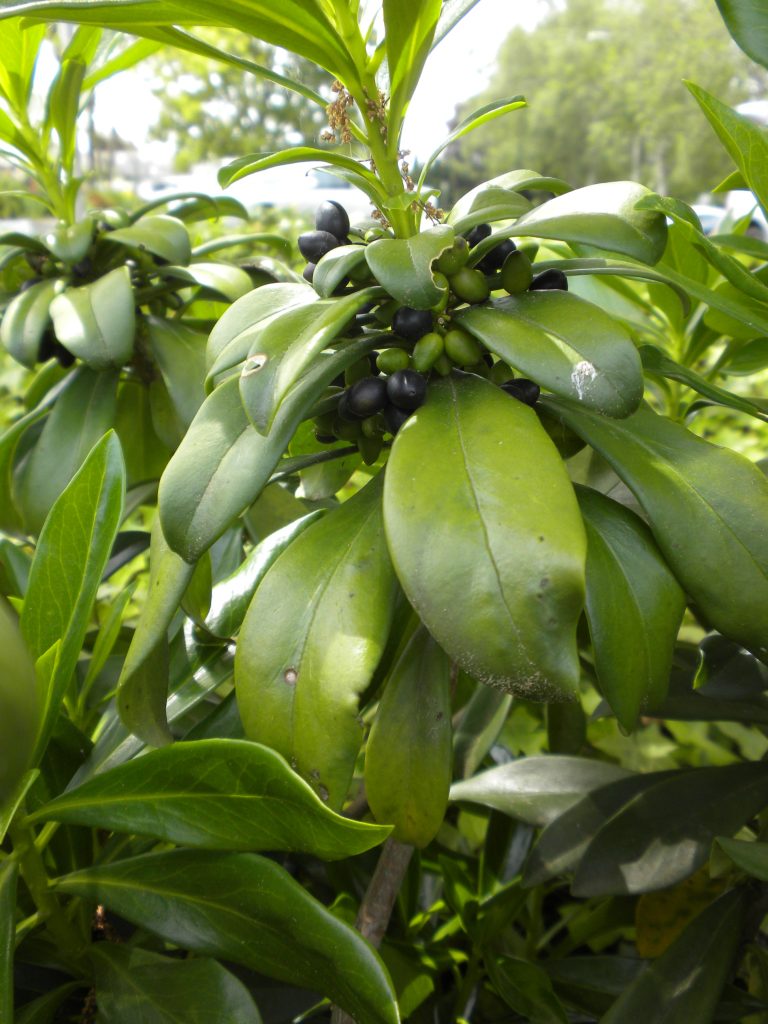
xmin=8 ymin=815 xmax=86 ymax=968
xmin=330 ymin=838 xmax=414 ymax=1024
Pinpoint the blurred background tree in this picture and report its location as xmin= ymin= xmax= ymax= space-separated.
xmin=149 ymin=29 xmax=329 ymax=171
xmin=435 ymin=0 xmax=768 ymax=203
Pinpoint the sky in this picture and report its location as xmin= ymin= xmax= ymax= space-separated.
xmin=90 ymin=0 xmax=549 ymax=170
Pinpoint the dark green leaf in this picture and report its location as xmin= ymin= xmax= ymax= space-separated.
xmin=313 ymin=244 xmax=368 ymax=298
xmin=448 ymin=169 xmax=563 ymax=233
xmin=31 ymin=738 xmax=390 ymax=858
xmin=106 ymin=215 xmax=191 ymax=265
xmin=365 ymin=625 xmax=452 ymax=847
xmin=715 ymin=0 xmax=768 ymax=67
xmin=365 ymin=226 xmax=454 ymax=309
xmin=545 ymin=397 xmax=768 ymax=660
xmin=0 ymin=278 xmax=61 ymax=368
xmin=205 ymin=510 xmax=323 ymax=638
xmin=458 ymin=291 xmax=643 ymax=418
xmin=0 ymin=859 xmax=16 ymax=1024
xmin=236 ymin=476 xmax=398 ymax=809
xmin=15 ymin=367 xmax=119 ymax=533
xmin=157 ymin=261 xmax=253 ymax=301
xmin=511 ymin=181 xmax=668 ymax=264
xmin=239 ymin=286 xmax=380 ymax=433
xmin=49 ymin=267 xmax=135 ymax=368
xmin=715 ymin=837 xmax=768 ymax=879
xmin=116 ymin=514 xmax=193 ymax=746
xmin=450 ymin=756 xmax=631 ymax=827
xmin=452 ymin=682 xmax=511 ymax=779
xmin=600 ymin=890 xmax=745 ymax=1023
xmin=21 ymin=432 xmax=125 ymax=764
xmin=573 ymin=763 xmax=768 ymax=896
xmin=577 ymin=486 xmax=686 ymax=729
xmin=383 ymin=373 xmax=586 ymax=697
xmin=0 ymin=599 xmax=39 ymax=808
xmin=56 ymin=849 xmax=399 ymax=1024
xmin=14 ymin=984 xmax=85 ymax=1024
xmin=489 ymin=957 xmax=568 ymax=1024
xmin=721 ymin=337 xmax=768 ymax=375
xmin=145 ymin=316 xmax=207 ymax=428
xmin=92 ymin=944 xmax=262 ymax=1024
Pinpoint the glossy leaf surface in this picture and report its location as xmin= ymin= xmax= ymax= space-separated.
xmin=365 ymin=626 xmax=452 ymax=847
xmin=145 ymin=316 xmax=207 ymax=428
xmin=450 ymin=756 xmax=630 ymax=827
xmin=458 ymin=291 xmax=643 ymax=418
xmin=577 ymin=486 xmax=685 ymax=730
xmin=0 ymin=599 xmax=39 ymax=807
xmin=715 ymin=0 xmax=768 ymax=66
xmin=105 ymin=215 xmax=191 ymax=265
xmin=715 ymin=837 xmax=768 ymax=880
xmin=546 ymin=397 xmax=768 ymax=659
xmin=236 ymin=477 xmax=397 ymax=808
xmin=15 ymin=366 xmax=118 ymax=533
xmin=21 ymin=432 xmax=124 ymax=764
xmin=384 ymin=374 xmax=586 ymax=698
xmin=510 ymin=181 xmax=667 ymax=263
xmin=448 ymin=170 xmax=561 ymax=233
xmin=601 ymin=890 xmax=744 ymax=1023
xmin=92 ymin=944 xmax=263 ymax=1024
xmin=31 ymin=738 xmax=390 ymax=858
xmin=0 ymin=279 xmax=60 ymax=367
xmin=56 ymin=850 xmax=399 ymax=1024
xmin=384 ymin=0 xmax=441 ymax=135
xmin=365 ymin=226 xmax=454 ymax=309
xmin=49 ymin=266 xmax=135 ymax=368
xmin=489 ymin=957 xmax=568 ymax=1024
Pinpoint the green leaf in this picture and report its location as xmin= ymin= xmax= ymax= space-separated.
xmin=686 ymin=81 xmax=768 ymax=214
xmin=384 ymin=373 xmax=585 ymax=697
xmin=365 ymin=225 xmax=454 ymax=309
xmin=0 ymin=599 xmax=39 ymax=808
xmin=0 ymin=18 xmax=45 ymax=112
xmin=600 ymin=890 xmax=745 ymax=1023
xmin=313 ymin=244 xmax=368 ymax=299
xmin=14 ymin=984 xmax=84 ymax=1024
xmin=640 ymin=344 xmax=768 ymax=422
xmin=450 ymin=756 xmax=631 ymax=827
xmin=384 ymin=0 xmax=441 ymax=137
xmin=21 ymin=432 xmax=124 ymax=764
xmin=433 ymin=0 xmax=482 ymax=45
xmin=157 ymin=261 xmax=253 ymax=301
xmin=161 ymin=334 xmax=381 ymax=563
xmin=205 ymin=510 xmax=324 ymax=638
xmin=365 ymin=625 xmax=452 ymax=847
xmin=170 ymin=196 xmax=250 ymax=224
xmin=489 ymin=957 xmax=568 ymax=1024
xmin=56 ymin=849 xmax=400 ymax=1024
xmin=458 ymin=291 xmax=643 ymax=418
xmin=418 ymin=95 xmax=526 ymax=192
xmin=0 ymin=858 xmax=16 ymax=1024
xmin=45 ymin=57 xmax=86 ymax=170
xmin=49 ymin=266 xmax=135 ymax=369
xmin=236 ymin=476 xmax=398 ymax=809
xmin=31 ymin=737 xmax=390 ymax=858
xmin=448 ymin=169 xmax=565 ymax=233
xmin=573 ymin=763 xmax=768 ymax=896
xmin=106 ymin=215 xmax=191 ymax=265
xmin=116 ymin=514 xmax=193 ymax=747
xmin=452 ymin=682 xmax=511 ymax=779
xmin=722 ymin=337 xmax=768 ymax=375
xmin=191 ymin=230 xmax=287 ymax=257
xmin=92 ymin=944 xmax=262 ymax=1024
xmin=206 ymin=281 xmax=317 ymax=384
xmin=715 ymin=837 xmax=768 ymax=880
xmin=0 ymin=278 xmax=61 ymax=368
xmin=239 ymin=286 xmax=380 ymax=433
xmin=715 ymin=0 xmax=768 ymax=66
xmin=219 ymin=148 xmax=386 ymax=205
xmin=15 ymin=367 xmax=119 ymax=534
xmin=114 ymin=381 xmax=171 ymax=486
xmin=545 ymin=397 xmax=768 ymax=660
xmin=43 ymin=218 xmax=94 ymax=263
xmin=576 ymin=486 xmax=686 ymax=731
xmin=145 ymin=317 xmax=207 ymax=428
xmin=511 ymin=181 xmax=668 ymax=264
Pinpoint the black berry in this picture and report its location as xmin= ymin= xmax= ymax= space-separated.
xmin=346 ymin=376 xmax=388 ymax=417
xmin=384 ymin=404 xmax=411 ymax=434
xmin=386 ymin=369 xmax=427 ymax=411
xmin=298 ymin=230 xmax=340 ymax=263
xmin=465 ymin=223 xmax=492 ymax=248
xmin=315 ymin=200 xmax=350 ymax=239
xmin=477 ymin=238 xmax=517 ymax=274
xmin=315 ymin=431 xmax=337 ymax=444
xmin=392 ymin=306 xmax=433 ymax=342
xmin=303 ymin=263 xmax=315 ymax=283
xmin=501 ymin=378 xmax=540 ymax=406
xmin=529 ymin=269 xmax=568 ymax=292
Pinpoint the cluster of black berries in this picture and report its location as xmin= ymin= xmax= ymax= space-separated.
xmin=298 ymin=200 xmax=351 ymax=283
xmin=305 ymin=208 xmax=560 ymax=458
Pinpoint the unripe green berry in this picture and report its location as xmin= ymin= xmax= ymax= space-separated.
xmin=501 ymin=250 xmax=534 ymax=294
xmin=489 ymin=360 xmax=514 ymax=385
xmin=432 ymin=353 xmax=453 ymax=376
xmin=333 ymin=416 xmax=362 ymax=441
xmin=449 ymin=267 xmax=490 ymax=304
xmin=376 ymin=347 xmax=411 ymax=374
xmin=435 ymin=236 xmax=469 ymax=276
xmin=444 ymin=328 xmax=482 ymax=367
xmin=412 ymin=331 xmax=444 ymax=372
